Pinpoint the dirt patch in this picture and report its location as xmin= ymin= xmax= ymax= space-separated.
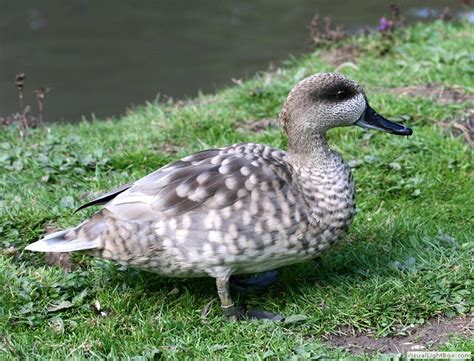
xmin=324 ymin=316 xmax=473 ymax=355
xmin=237 ymin=118 xmax=279 ymax=133
xmin=388 ymin=83 xmax=474 ymax=105
xmin=320 ymin=44 xmax=360 ymax=69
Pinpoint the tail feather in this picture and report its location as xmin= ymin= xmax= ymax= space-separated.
xmin=26 ymin=210 xmax=109 ymax=253
xmin=25 ymin=228 xmax=99 ymax=253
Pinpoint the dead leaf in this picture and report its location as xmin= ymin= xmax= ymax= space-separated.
xmin=201 ymin=300 xmax=215 ymax=320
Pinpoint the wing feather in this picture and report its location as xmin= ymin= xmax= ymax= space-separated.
xmin=105 ymin=143 xmax=293 ymax=221
xmin=74 ymin=182 xmax=134 ymax=212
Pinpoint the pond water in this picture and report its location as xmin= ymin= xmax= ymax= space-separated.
xmin=0 ymin=0 xmax=467 ymax=122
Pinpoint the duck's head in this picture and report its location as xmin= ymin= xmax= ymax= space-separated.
xmin=280 ymin=73 xmax=412 ymax=147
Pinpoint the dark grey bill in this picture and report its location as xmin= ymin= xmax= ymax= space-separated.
xmin=356 ymin=105 xmax=412 ymax=136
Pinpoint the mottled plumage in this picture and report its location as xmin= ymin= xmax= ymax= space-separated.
xmin=26 ymin=73 xmax=412 ymax=320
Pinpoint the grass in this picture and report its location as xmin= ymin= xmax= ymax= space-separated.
xmin=1 ymin=20 xmax=473 ymax=359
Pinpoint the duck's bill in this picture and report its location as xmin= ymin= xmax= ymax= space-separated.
xmin=356 ymin=105 xmax=412 ymax=136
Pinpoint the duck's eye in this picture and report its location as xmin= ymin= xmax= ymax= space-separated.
xmin=336 ymin=90 xmax=346 ymax=99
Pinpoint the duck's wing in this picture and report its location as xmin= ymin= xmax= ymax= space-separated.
xmin=104 ymin=143 xmax=293 ymax=221
xmin=26 ymin=144 xmax=293 ymax=254
xmin=73 ymin=148 xmax=225 ymax=213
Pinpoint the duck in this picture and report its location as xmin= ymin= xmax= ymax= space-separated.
xmin=25 ymin=73 xmax=412 ymax=321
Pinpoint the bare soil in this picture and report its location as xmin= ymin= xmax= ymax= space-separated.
xmin=324 ymin=316 xmax=473 ymax=355
xmin=388 ymin=83 xmax=474 ymax=105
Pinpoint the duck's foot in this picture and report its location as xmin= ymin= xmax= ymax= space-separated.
xmin=216 ymin=276 xmax=283 ymax=322
xmin=221 ymin=303 xmax=244 ymax=321
xmin=245 ymin=309 xmax=284 ymax=321
xmin=231 ymin=270 xmax=279 ymax=294
xmin=222 ymin=304 xmax=284 ymax=322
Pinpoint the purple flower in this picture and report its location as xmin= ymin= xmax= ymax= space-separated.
xmin=378 ymin=17 xmax=391 ymax=32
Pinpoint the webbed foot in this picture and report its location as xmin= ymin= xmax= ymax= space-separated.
xmin=245 ymin=309 xmax=284 ymax=321
xmin=222 ymin=304 xmax=284 ymax=321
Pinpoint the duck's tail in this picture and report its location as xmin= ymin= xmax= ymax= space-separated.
xmin=25 ymin=228 xmax=98 ymax=253
xmin=25 ymin=212 xmax=107 ymax=253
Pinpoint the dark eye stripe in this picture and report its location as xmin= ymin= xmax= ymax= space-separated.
xmin=310 ymin=84 xmax=357 ymax=103
xmin=331 ymin=86 xmax=356 ymax=100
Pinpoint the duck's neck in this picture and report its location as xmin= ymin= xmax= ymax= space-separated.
xmin=287 ymin=131 xmax=356 ymax=233
xmin=288 ymin=132 xmax=338 ymax=168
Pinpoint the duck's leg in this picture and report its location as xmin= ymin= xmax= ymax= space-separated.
xmin=216 ymin=277 xmax=243 ymax=321
xmin=216 ymin=276 xmax=284 ymax=321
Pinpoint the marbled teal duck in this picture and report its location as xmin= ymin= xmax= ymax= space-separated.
xmin=26 ymin=73 xmax=412 ymax=320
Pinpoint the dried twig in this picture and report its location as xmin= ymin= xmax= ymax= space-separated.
xmin=308 ymin=14 xmax=346 ymax=48
xmin=34 ymin=87 xmax=49 ymax=125
xmin=15 ymin=73 xmax=25 ymax=113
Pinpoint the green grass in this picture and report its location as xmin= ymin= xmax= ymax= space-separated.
xmin=1 ymin=20 xmax=473 ymax=359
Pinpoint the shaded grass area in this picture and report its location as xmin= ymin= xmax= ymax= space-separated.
xmin=1 ymin=20 xmax=473 ymax=358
